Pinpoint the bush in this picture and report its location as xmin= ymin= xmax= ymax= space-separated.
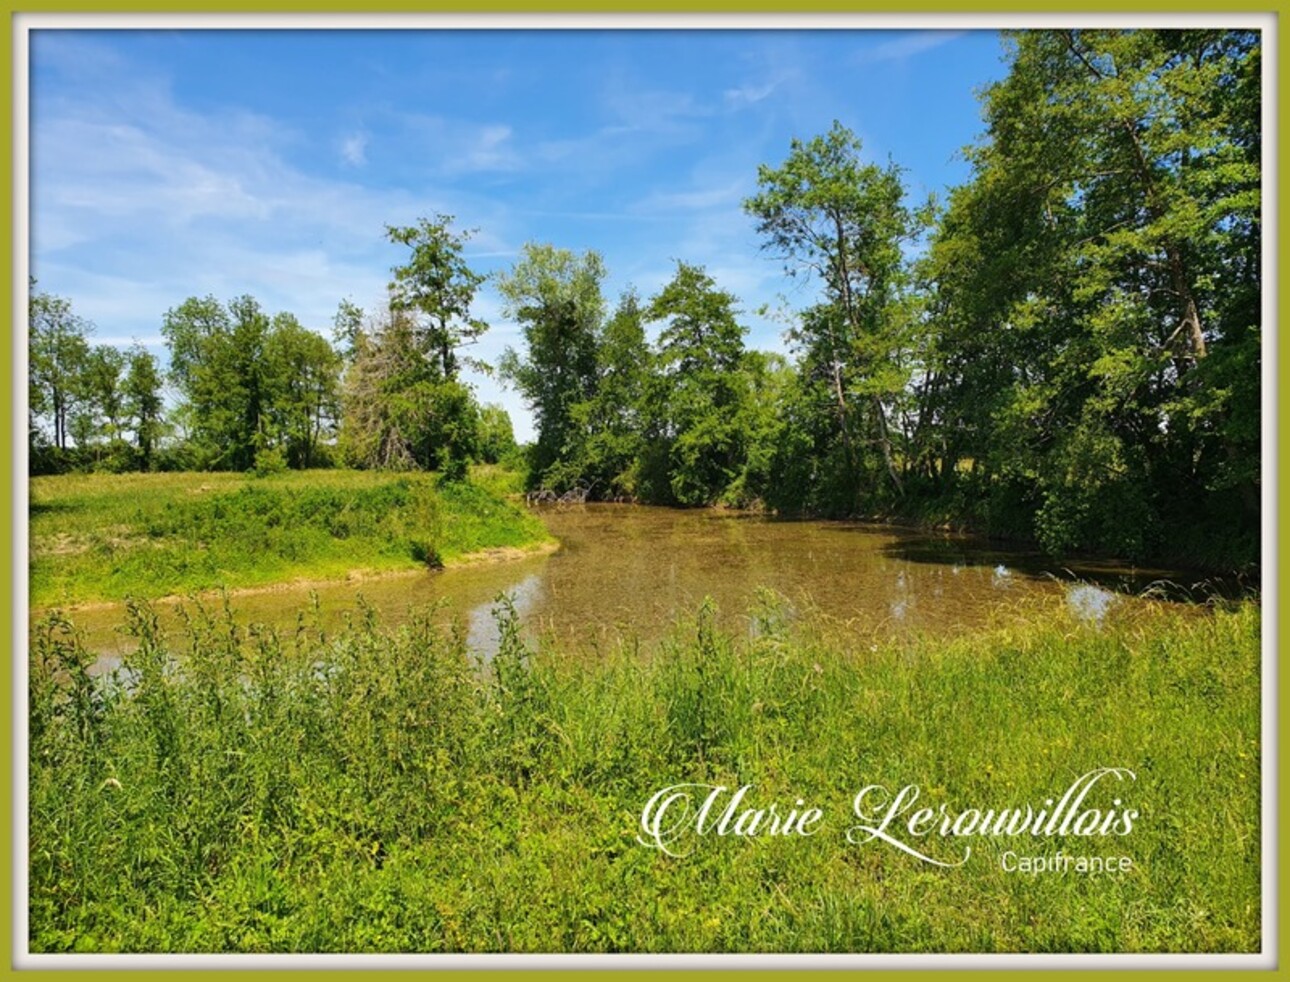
xmin=251 ymin=446 xmax=289 ymax=478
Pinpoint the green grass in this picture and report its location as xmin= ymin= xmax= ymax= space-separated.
xmin=28 ymin=594 xmax=1260 ymax=953
xmin=29 ymin=467 xmax=551 ymax=607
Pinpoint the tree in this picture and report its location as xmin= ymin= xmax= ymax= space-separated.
xmin=363 ymin=216 xmax=493 ymax=478
xmin=338 ymin=305 xmax=424 ymax=471
xmin=332 ymin=298 xmax=365 ymax=363
xmin=162 ymin=295 xmax=228 ymax=394
xmin=744 ymin=121 xmax=928 ymax=506
xmin=29 ymin=288 xmax=92 ymax=451
xmin=161 ymin=294 xmax=274 ymax=471
xmin=730 ymin=350 xmax=797 ymax=509
xmin=477 ymin=404 xmax=518 ymax=465
xmin=919 ymin=28 xmax=1260 ymax=557
xmin=643 ymin=262 xmax=748 ymax=505
xmin=122 ymin=345 xmax=164 ymax=469
xmin=573 ymin=290 xmax=653 ymax=498
xmin=496 ymin=244 xmax=606 ymax=490
xmin=263 ymin=314 xmax=341 ymax=469
xmin=385 ymin=215 xmax=488 ymax=381
xmin=73 ymin=344 xmax=128 ymax=460
xmin=337 ymin=302 xmax=479 ymax=476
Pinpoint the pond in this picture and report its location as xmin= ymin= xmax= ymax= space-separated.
xmin=54 ymin=503 xmax=1228 ymax=665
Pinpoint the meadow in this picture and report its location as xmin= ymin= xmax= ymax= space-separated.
xmin=28 ymin=467 xmax=550 ymax=608
xmin=29 ymin=589 xmax=1260 ymax=953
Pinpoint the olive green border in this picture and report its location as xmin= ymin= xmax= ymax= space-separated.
xmin=3 ymin=5 xmax=1281 ymax=978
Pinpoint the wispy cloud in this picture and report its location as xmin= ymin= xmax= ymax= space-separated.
xmin=855 ymin=30 xmax=968 ymax=65
xmin=339 ymin=132 xmax=367 ymax=167
xmin=723 ymin=71 xmax=797 ymax=109
xmin=602 ymin=83 xmax=710 ymax=130
xmin=630 ymin=179 xmax=749 ymax=215
xmin=464 ymin=124 xmax=517 ymax=172
xmin=388 ymin=112 xmax=524 ymax=176
xmin=31 ymin=51 xmax=520 ymax=332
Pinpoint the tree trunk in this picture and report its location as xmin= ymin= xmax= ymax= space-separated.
xmin=872 ymin=395 xmax=904 ymax=497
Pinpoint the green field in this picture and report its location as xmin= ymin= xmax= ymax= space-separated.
xmin=29 ymin=593 xmax=1259 ymax=953
xmin=29 ymin=467 xmax=551 ymax=608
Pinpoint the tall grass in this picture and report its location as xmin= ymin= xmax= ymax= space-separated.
xmin=28 ymin=595 xmax=1260 ymax=953
xmin=29 ymin=469 xmax=551 ymax=607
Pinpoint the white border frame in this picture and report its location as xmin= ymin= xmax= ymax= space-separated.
xmin=12 ymin=12 xmax=1278 ymax=971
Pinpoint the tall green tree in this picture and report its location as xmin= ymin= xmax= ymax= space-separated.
xmin=497 ymin=243 xmax=606 ymax=490
xmin=263 ymin=314 xmax=342 ymax=469
xmin=122 ymin=345 xmax=164 ymax=469
xmin=332 ymin=298 xmax=366 ymax=363
xmin=744 ymin=121 xmax=928 ymax=507
xmin=643 ymin=262 xmax=748 ymax=506
xmin=72 ymin=344 xmax=128 ymax=460
xmin=385 ymin=215 xmax=488 ymax=381
xmin=476 ymin=403 xmax=518 ymax=465
xmin=572 ymin=290 xmax=653 ymax=498
xmin=347 ymin=216 xmax=494 ymax=478
xmin=162 ymin=295 xmax=275 ymax=471
xmin=29 ymin=288 xmax=92 ymax=451
xmin=338 ymin=303 xmax=479 ymax=476
xmin=922 ymin=28 xmax=1260 ymax=557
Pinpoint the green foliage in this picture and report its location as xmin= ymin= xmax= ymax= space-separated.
xmin=476 ymin=403 xmax=518 ymax=465
xmin=251 ymin=445 xmax=289 ymax=478
xmin=123 ymin=345 xmax=165 ymax=469
xmin=26 ymin=30 xmax=1261 ymax=569
xmin=162 ymin=295 xmax=288 ymax=471
xmin=29 ymin=597 xmax=1260 ymax=952
xmin=339 ymin=219 xmax=491 ymax=475
xmin=566 ymin=291 xmax=653 ymax=500
xmin=74 ymin=345 xmax=126 ymax=447
xmin=916 ymin=29 xmax=1260 ymax=563
xmin=29 ymin=286 xmax=92 ymax=453
xmin=744 ymin=121 xmax=931 ymax=509
xmin=497 ymin=264 xmax=779 ymax=509
xmin=642 ymin=262 xmax=749 ymax=506
xmin=496 ymin=243 xmax=607 ymax=490
xmin=262 ymin=313 xmax=341 ymax=469
xmin=384 ymin=214 xmax=488 ymax=381
xmin=337 ymin=307 xmax=484 ymax=475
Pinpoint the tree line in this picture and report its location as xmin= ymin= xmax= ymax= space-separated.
xmin=28 ymin=215 xmax=520 ymax=480
xmin=28 ymin=30 xmax=1260 ymax=565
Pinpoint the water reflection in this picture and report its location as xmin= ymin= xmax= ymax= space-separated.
xmin=1065 ymin=583 xmax=1118 ymax=624
xmin=465 ymin=573 xmax=543 ymax=654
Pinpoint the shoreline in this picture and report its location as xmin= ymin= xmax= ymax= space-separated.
xmin=29 ymin=537 xmax=561 ymax=616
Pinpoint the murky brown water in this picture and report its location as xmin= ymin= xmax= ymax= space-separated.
xmin=49 ymin=504 xmax=1222 ymax=665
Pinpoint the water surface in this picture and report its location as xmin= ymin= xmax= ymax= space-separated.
xmin=51 ymin=504 xmax=1222 ymax=663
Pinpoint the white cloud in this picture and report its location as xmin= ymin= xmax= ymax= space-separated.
xmin=340 ymin=132 xmax=367 ymax=167
xmin=602 ymin=83 xmax=709 ymax=130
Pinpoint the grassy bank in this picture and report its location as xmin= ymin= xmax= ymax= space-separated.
xmin=29 ymin=467 xmax=551 ymax=608
xmin=29 ymin=595 xmax=1260 ymax=953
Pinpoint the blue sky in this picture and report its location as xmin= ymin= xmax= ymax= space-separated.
xmin=30 ymin=28 xmax=1008 ymax=442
